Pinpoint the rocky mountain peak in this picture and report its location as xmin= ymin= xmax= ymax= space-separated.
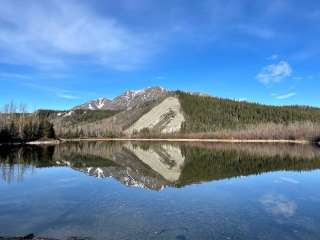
xmin=73 ymin=86 xmax=168 ymax=111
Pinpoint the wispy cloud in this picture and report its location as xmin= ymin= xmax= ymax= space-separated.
xmin=0 ymin=0 xmax=158 ymax=71
xmin=22 ymin=82 xmax=82 ymax=101
xmin=274 ymin=92 xmax=296 ymax=100
xmin=278 ymin=177 xmax=300 ymax=184
xmin=257 ymin=61 xmax=292 ymax=85
xmin=57 ymin=93 xmax=80 ymax=100
xmin=0 ymin=72 xmax=32 ymax=80
xmin=0 ymin=0 xmax=294 ymax=72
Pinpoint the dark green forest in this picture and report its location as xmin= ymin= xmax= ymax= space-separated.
xmin=177 ymin=91 xmax=320 ymax=132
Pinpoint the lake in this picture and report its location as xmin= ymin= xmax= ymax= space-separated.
xmin=1 ymin=141 xmax=320 ymax=240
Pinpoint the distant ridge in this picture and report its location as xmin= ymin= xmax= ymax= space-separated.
xmin=73 ymin=86 xmax=168 ymax=111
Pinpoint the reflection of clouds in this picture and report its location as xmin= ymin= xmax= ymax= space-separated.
xmin=277 ymin=177 xmax=300 ymax=184
xmin=260 ymin=193 xmax=297 ymax=217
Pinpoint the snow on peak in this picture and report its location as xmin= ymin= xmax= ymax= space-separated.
xmin=123 ymin=86 xmax=166 ymax=97
xmin=88 ymin=103 xmax=94 ymax=110
xmin=73 ymin=86 xmax=168 ymax=111
xmin=97 ymin=98 xmax=105 ymax=109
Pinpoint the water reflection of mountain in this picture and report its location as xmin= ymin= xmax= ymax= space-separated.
xmin=1 ymin=142 xmax=320 ymax=190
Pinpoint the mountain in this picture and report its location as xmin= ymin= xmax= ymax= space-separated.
xmin=73 ymin=86 xmax=168 ymax=111
xmin=35 ymin=87 xmax=320 ymax=141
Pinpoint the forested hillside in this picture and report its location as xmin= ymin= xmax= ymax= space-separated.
xmin=38 ymin=109 xmax=120 ymax=127
xmin=177 ymin=91 xmax=320 ymax=132
xmin=37 ymin=109 xmax=121 ymax=138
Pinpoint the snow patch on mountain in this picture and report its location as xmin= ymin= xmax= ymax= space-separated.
xmin=88 ymin=104 xmax=94 ymax=110
xmin=97 ymin=98 xmax=106 ymax=109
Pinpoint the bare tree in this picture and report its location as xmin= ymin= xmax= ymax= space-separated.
xmin=18 ymin=103 xmax=27 ymax=138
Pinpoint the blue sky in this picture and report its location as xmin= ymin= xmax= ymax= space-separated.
xmin=0 ymin=0 xmax=319 ymax=110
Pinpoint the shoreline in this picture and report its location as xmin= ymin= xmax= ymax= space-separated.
xmin=0 ymin=138 xmax=317 ymax=146
xmin=61 ymin=138 xmax=311 ymax=144
xmin=0 ymin=140 xmax=60 ymax=146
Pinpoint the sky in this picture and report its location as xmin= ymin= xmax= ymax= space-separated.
xmin=0 ymin=0 xmax=319 ymax=110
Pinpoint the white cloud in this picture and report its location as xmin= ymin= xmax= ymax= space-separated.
xmin=260 ymin=193 xmax=297 ymax=217
xmin=274 ymin=92 xmax=296 ymax=100
xmin=0 ymin=0 xmax=157 ymax=70
xmin=256 ymin=61 xmax=292 ymax=84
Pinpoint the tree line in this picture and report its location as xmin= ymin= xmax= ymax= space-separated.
xmin=177 ymin=91 xmax=320 ymax=132
xmin=0 ymin=102 xmax=56 ymax=143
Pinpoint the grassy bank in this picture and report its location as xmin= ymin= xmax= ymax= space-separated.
xmin=61 ymin=138 xmax=311 ymax=145
xmin=128 ymin=122 xmax=320 ymax=143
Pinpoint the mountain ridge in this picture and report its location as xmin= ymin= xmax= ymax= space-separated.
xmin=73 ymin=86 xmax=168 ymax=111
xmin=3 ymin=86 xmax=320 ymax=143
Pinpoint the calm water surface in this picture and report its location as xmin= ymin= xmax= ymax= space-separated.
xmin=1 ymin=142 xmax=320 ymax=240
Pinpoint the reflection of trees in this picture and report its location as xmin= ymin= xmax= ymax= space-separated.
xmin=181 ymin=142 xmax=320 ymax=159
xmin=0 ymin=163 xmax=33 ymax=184
xmin=0 ymin=146 xmax=54 ymax=184
xmin=1 ymin=142 xmax=320 ymax=188
xmin=177 ymin=144 xmax=320 ymax=187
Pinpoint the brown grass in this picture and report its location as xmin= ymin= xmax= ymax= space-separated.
xmin=130 ymin=122 xmax=320 ymax=142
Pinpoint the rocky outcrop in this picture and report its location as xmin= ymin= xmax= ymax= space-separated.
xmin=126 ymin=96 xmax=185 ymax=134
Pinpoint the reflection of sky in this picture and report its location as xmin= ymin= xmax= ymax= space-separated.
xmin=0 ymin=164 xmax=35 ymax=184
xmin=1 ymin=168 xmax=320 ymax=239
xmin=260 ymin=193 xmax=297 ymax=217
xmin=276 ymin=177 xmax=300 ymax=184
